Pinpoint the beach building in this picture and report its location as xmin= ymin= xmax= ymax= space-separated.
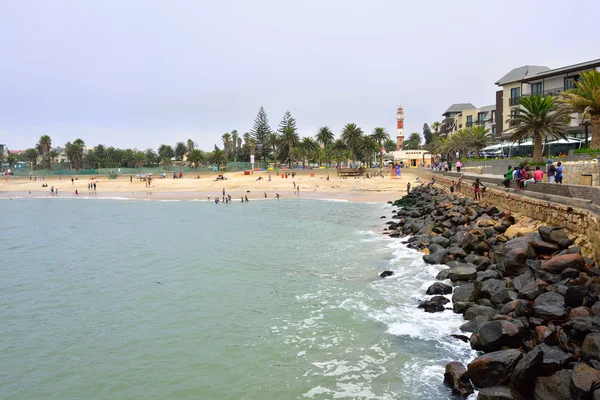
xmin=440 ymin=104 xmax=497 ymax=139
xmin=390 ymin=150 xmax=432 ymax=167
xmin=494 ymin=58 xmax=600 ymax=142
xmin=439 ymin=103 xmax=475 ymax=137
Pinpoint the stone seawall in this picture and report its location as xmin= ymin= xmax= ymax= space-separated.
xmin=409 ymin=169 xmax=600 ymax=262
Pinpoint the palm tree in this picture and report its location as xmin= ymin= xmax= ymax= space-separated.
xmin=280 ymin=126 xmax=299 ymax=166
xmin=24 ymin=148 xmax=39 ymax=169
xmin=158 ymin=144 xmax=175 ymax=160
xmin=315 ymin=126 xmax=334 ymax=167
xmin=371 ymin=127 xmax=389 ymax=167
xmin=507 ymin=95 xmax=570 ymax=163
xmin=559 ymin=69 xmax=600 ymax=150
xmin=37 ymin=135 xmax=52 ymax=169
xmin=331 ymin=139 xmax=347 ymax=167
xmin=187 ymin=149 xmax=205 ymax=170
xmin=231 ymin=130 xmax=239 ymax=162
xmin=208 ymin=148 xmax=227 ymax=170
xmin=221 ymin=133 xmax=232 ymax=160
xmin=299 ymin=137 xmax=319 ymax=167
xmin=187 ymin=139 xmax=196 ymax=153
xmin=403 ymin=132 xmax=422 ymax=150
xmin=340 ymin=123 xmax=363 ymax=166
xmin=144 ymin=148 xmax=158 ymax=166
xmin=383 ymin=139 xmax=397 ymax=153
xmin=358 ymin=135 xmax=378 ymax=166
xmin=266 ymin=132 xmax=281 ymax=168
xmin=432 ymin=121 xmax=441 ymax=135
xmin=175 ymin=142 xmax=187 ymax=161
xmin=65 ymin=138 xmax=85 ymax=171
xmin=466 ymin=126 xmax=493 ymax=158
xmin=133 ymin=151 xmax=146 ymax=168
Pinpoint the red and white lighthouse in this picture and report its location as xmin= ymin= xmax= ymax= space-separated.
xmin=396 ymin=106 xmax=405 ymax=150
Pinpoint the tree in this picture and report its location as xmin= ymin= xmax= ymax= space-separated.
xmin=158 ymin=144 xmax=175 ymax=160
xmin=359 ymin=135 xmax=378 ymax=166
xmin=266 ymin=132 xmax=281 ymax=167
xmin=144 ymin=148 xmax=158 ymax=166
xmin=559 ymin=69 xmax=600 ymax=149
xmin=431 ymin=121 xmax=441 ymax=135
xmin=37 ymin=135 xmax=52 ymax=169
xmin=383 ymin=139 xmax=397 ymax=153
xmin=24 ymin=148 xmax=39 ymax=168
xmin=208 ymin=147 xmax=227 ymax=170
xmin=251 ymin=106 xmax=271 ymax=163
xmin=299 ymin=137 xmax=319 ymax=167
xmin=423 ymin=123 xmax=433 ymax=145
xmin=315 ymin=126 xmax=334 ymax=167
xmin=331 ymin=139 xmax=347 ymax=167
xmin=6 ymin=153 xmax=16 ymax=168
xmin=187 ymin=149 xmax=205 ymax=169
xmin=187 ymin=139 xmax=196 ymax=153
xmin=221 ymin=133 xmax=232 ymax=160
xmin=65 ymin=138 xmax=85 ymax=171
xmin=508 ymin=95 xmax=570 ymax=163
xmin=175 ymin=142 xmax=187 ymax=161
xmin=133 ymin=151 xmax=145 ymax=168
xmin=341 ymin=123 xmax=363 ymax=166
xmin=280 ymin=126 xmax=299 ymax=166
xmin=371 ymin=127 xmax=389 ymax=167
xmin=231 ymin=130 xmax=239 ymax=162
xmin=278 ymin=111 xmax=297 ymax=135
xmin=403 ymin=132 xmax=422 ymax=150
xmin=466 ymin=126 xmax=493 ymax=158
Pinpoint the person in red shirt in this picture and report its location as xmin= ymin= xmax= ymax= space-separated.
xmin=533 ymin=166 xmax=544 ymax=182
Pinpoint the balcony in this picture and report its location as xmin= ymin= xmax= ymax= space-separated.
xmin=466 ymin=121 xmax=473 ymax=128
xmin=509 ymin=97 xmax=521 ymax=106
xmin=509 ymin=120 xmax=521 ymax=128
xmin=474 ymin=120 xmax=486 ymax=126
xmin=522 ymin=87 xmax=565 ymax=98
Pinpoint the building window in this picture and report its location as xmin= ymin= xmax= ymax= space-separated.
xmin=509 ymin=109 xmax=520 ymax=127
xmin=492 ymin=126 xmax=496 ymax=136
xmin=565 ymin=76 xmax=579 ymax=90
xmin=466 ymin=115 xmax=473 ymax=127
xmin=510 ymin=87 xmax=521 ymax=105
xmin=477 ymin=112 xmax=486 ymax=125
xmin=531 ymin=82 xmax=543 ymax=96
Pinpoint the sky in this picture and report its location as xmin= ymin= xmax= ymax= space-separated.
xmin=1 ymin=0 xmax=599 ymax=152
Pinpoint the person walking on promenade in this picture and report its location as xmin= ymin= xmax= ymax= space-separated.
xmin=555 ymin=162 xmax=563 ymax=184
xmin=547 ymin=160 xmax=557 ymax=183
xmin=456 ymin=160 xmax=462 ymax=173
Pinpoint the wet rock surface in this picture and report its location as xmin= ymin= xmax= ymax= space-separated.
xmin=386 ymin=186 xmax=599 ymax=399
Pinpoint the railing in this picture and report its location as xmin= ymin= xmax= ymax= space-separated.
xmin=522 ymin=87 xmax=565 ymax=98
xmin=509 ymin=97 xmax=521 ymax=106
xmin=509 ymin=120 xmax=520 ymax=128
xmin=466 ymin=121 xmax=473 ymax=128
xmin=474 ymin=120 xmax=486 ymax=126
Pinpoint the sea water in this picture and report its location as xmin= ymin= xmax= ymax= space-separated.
xmin=1 ymin=198 xmax=476 ymax=399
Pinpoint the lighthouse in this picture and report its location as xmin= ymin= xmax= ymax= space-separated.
xmin=396 ymin=106 xmax=405 ymax=150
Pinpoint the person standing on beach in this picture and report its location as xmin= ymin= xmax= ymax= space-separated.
xmin=547 ymin=160 xmax=557 ymax=183
xmin=244 ymin=195 xmax=249 ymax=202
xmin=94 ymin=182 xmax=97 ymax=191
xmin=276 ymin=193 xmax=280 ymax=199
xmin=264 ymin=193 xmax=267 ymax=198
xmin=407 ymin=182 xmax=411 ymax=193
xmin=472 ymin=179 xmax=484 ymax=201
xmin=75 ymin=189 xmax=79 ymax=197
xmin=207 ymin=193 xmax=211 ymax=201
xmin=293 ymin=181 xmax=296 ymax=189
xmin=297 ymin=185 xmax=300 ymax=194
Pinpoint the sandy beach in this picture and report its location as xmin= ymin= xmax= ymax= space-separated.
xmin=0 ymin=169 xmax=420 ymax=203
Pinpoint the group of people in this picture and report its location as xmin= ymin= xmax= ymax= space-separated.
xmin=431 ymin=160 xmax=462 ymax=172
xmin=210 ymin=188 xmax=281 ymax=204
xmin=501 ymin=160 xmax=564 ymax=191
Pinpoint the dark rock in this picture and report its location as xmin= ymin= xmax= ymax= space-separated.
xmin=538 ymin=226 xmax=572 ymax=248
xmin=426 ymin=282 xmax=453 ymax=295
xmin=534 ymin=304 xmax=567 ymax=321
xmin=565 ymin=286 xmax=589 ymax=308
xmin=571 ymin=362 xmax=600 ymax=399
xmin=430 ymin=235 xmax=450 ymax=248
xmin=477 ymin=298 xmax=495 ymax=308
xmin=562 ymin=268 xmax=581 ymax=280
xmin=478 ymin=386 xmax=525 ymax=400
xmin=452 ymin=282 xmax=482 ymax=303
xmin=533 ymin=369 xmax=573 ymax=400
xmin=454 ymin=302 xmax=475 ymax=314
xmin=444 ymin=361 xmax=474 ymax=397
xmin=460 ymin=315 xmax=491 ymax=333
xmin=423 ymin=244 xmax=448 ymax=265
xmin=481 ymin=279 xmax=515 ymax=305
xmin=450 ymin=334 xmax=470 ymax=343
xmin=542 ymin=254 xmax=585 ymax=274
xmin=485 ymin=205 xmax=500 ymax=215
xmin=510 ymin=345 xmax=543 ymax=394
xmin=564 ymin=317 xmax=600 ymax=341
xmin=534 ymin=291 xmax=565 ymax=306
xmin=535 ymin=326 xmax=557 ymax=346
xmin=448 ymin=246 xmax=468 ymax=259
xmin=531 ymin=240 xmax=561 ymax=255
xmin=518 ymin=281 xmax=547 ymax=301
xmin=499 ymin=248 xmax=529 ymax=277
xmin=501 ymin=300 xmax=534 ymax=318
xmin=477 ymin=270 xmax=502 ymax=282
xmin=570 ymin=306 xmax=594 ymax=319
xmin=512 ymin=269 xmax=535 ymax=292
xmin=539 ymin=343 xmax=574 ymax=375
xmin=581 ymin=333 xmax=600 ymax=361
xmin=465 ymin=305 xmax=497 ymax=321
xmin=418 ymin=296 xmax=450 ymax=313
xmin=475 ymin=319 xmax=527 ymax=352
xmin=435 ymin=269 xmax=450 ymax=281
xmin=467 ymin=349 xmax=522 ymax=388
xmin=449 ymin=265 xmax=478 ymax=282
xmin=379 ymin=271 xmax=394 ymax=278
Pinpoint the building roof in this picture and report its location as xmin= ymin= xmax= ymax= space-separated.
xmin=495 ymin=65 xmax=550 ymax=85
xmin=521 ymin=58 xmax=600 ymax=82
xmin=442 ymin=103 xmax=476 ymax=116
xmin=479 ymin=104 xmax=496 ymax=112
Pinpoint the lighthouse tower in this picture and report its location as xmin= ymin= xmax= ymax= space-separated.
xmin=396 ymin=106 xmax=405 ymax=150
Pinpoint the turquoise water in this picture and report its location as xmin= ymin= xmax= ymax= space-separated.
xmin=1 ymin=198 xmax=474 ymax=399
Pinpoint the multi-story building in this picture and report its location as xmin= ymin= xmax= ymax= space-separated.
xmin=495 ymin=59 xmax=600 ymax=140
xmin=440 ymin=103 xmax=497 ymax=138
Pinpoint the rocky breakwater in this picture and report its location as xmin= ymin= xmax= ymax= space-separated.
xmin=384 ymin=186 xmax=600 ymax=399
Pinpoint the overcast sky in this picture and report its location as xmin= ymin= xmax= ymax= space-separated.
xmin=1 ymin=0 xmax=599 ymax=151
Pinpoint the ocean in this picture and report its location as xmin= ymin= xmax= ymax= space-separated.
xmin=1 ymin=197 xmax=475 ymax=399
